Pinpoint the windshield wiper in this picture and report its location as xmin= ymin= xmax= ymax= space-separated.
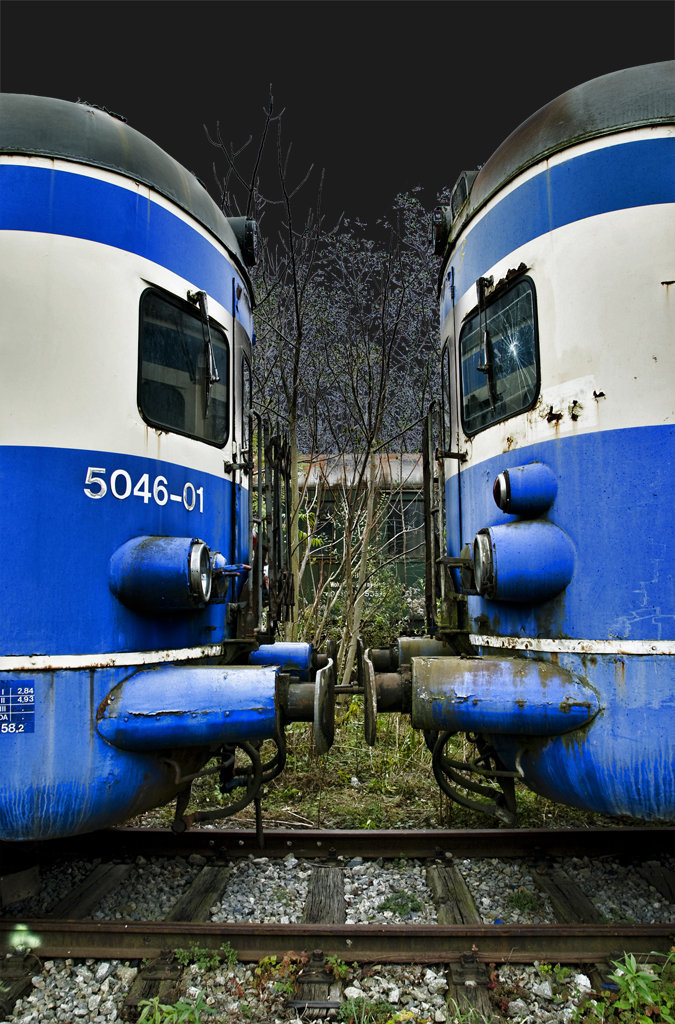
xmin=189 ymin=289 xmax=220 ymax=416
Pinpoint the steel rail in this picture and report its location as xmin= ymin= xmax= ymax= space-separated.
xmin=2 ymin=827 xmax=673 ymax=969
xmin=5 ymin=826 xmax=673 ymax=868
xmin=0 ymin=918 xmax=672 ymax=964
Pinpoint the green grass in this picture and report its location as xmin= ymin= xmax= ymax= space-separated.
xmin=224 ymin=700 xmax=618 ymax=831
xmin=134 ymin=696 xmax=623 ymax=832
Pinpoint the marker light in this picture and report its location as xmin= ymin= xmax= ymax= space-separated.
xmin=473 ymin=531 xmax=494 ymax=596
xmin=493 ymin=462 xmax=557 ymax=516
xmin=189 ymin=541 xmax=212 ymax=604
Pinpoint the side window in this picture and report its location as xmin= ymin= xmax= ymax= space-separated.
xmin=387 ymin=493 xmax=425 ymax=556
xmin=459 ymin=277 xmax=538 ymax=435
xmin=139 ymin=289 xmax=230 ymax=446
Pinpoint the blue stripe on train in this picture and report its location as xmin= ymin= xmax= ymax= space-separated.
xmin=0 ymin=446 xmax=248 ymax=654
xmin=443 ymin=136 xmax=675 ymax=319
xmin=0 ymin=164 xmax=251 ymax=333
xmin=445 ymin=423 xmax=675 ymax=642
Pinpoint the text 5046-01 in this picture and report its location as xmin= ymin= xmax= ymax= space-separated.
xmin=83 ymin=467 xmax=205 ymax=511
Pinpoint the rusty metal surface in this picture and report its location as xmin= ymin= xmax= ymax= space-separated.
xmin=410 ymin=654 xmax=600 ymax=737
xmin=449 ymin=62 xmax=675 ymax=245
xmin=4 ymin=826 xmax=673 ymax=869
xmin=298 ymin=453 xmax=423 ymax=490
xmin=0 ymin=917 xmax=671 ymax=964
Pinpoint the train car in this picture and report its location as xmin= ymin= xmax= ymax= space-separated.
xmin=361 ymin=62 xmax=675 ymax=823
xmin=0 ymin=95 xmax=333 ymax=841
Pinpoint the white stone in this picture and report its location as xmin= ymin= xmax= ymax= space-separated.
xmin=533 ymin=978 xmax=554 ymax=1000
xmin=95 ymin=962 xmax=113 ymax=983
xmin=508 ymin=998 xmax=530 ymax=1017
xmin=115 ymin=966 xmax=137 ymax=986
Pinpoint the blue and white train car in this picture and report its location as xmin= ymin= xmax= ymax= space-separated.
xmin=375 ymin=62 xmax=674 ymax=822
xmin=0 ymin=95 xmax=327 ymax=841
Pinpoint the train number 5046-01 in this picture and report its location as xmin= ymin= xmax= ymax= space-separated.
xmin=83 ymin=467 xmax=205 ymax=512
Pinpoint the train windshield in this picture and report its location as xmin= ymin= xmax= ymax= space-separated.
xmin=459 ymin=277 xmax=538 ymax=435
xmin=139 ymin=290 xmax=230 ymax=446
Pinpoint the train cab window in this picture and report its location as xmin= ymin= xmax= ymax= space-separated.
xmin=139 ymin=290 xmax=230 ymax=446
xmin=459 ymin=277 xmax=538 ymax=435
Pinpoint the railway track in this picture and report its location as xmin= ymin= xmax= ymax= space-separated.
xmin=1 ymin=826 xmax=674 ymax=1019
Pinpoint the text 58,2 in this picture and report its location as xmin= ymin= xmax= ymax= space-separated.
xmin=84 ymin=468 xmax=204 ymax=512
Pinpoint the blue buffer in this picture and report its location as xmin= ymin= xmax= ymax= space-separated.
xmin=410 ymin=656 xmax=600 ymax=736
xmin=97 ymin=666 xmax=279 ymax=751
xmin=250 ymin=642 xmax=313 ymax=680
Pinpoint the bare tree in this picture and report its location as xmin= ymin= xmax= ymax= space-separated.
xmin=207 ymin=91 xmax=335 ymax=637
xmin=207 ymin=99 xmax=440 ymax=666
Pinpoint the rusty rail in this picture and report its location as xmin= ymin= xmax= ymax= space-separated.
xmin=3 ymin=825 xmax=672 ymax=869
xmin=0 ymin=918 xmax=672 ymax=964
xmin=2 ymin=826 xmax=673 ymax=966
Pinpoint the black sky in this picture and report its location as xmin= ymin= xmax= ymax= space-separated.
xmin=1 ymin=0 xmax=673 ymax=233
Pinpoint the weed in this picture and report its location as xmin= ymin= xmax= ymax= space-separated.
xmin=326 ymin=955 xmax=353 ymax=980
xmin=174 ymin=941 xmax=237 ymax=972
xmin=253 ymin=950 xmax=308 ymax=996
xmin=219 ymin=941 xmax=238 ymax=968
xmin=137 ymin=990 xmax=214 ymax=1023
xmin=536 ymin=961 xmax=572 ymax=986
xmin=573 ymin=950 xmax=675 ymax=1023
xmin=367 ymin=778 xmax=390 ymax=795
xmin=174 ymin=943 xmax=220 ymax=972
xmin=603 ymin=907 xmax=636 ymax=924
xmin=445 ymin=999 xmax=498 ymax=1022
xmin=337 ymin=995 xmax=396 ymax=1023
xmin=377 ymin=890 xmax=424 ymax=916
xmin=271 ymin=885 xmax=292 ymax=906
xmin=383 ymin=1013 xmax=434 ymax=1024
xmin=506 ymin=888 xmax=541 ymax=914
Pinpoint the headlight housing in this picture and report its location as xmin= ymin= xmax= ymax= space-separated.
xmin=109 ymin=536 xmax=213 ymax=612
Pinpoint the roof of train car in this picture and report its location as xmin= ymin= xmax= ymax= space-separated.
xmin=0 ymin=93 xmax=253 ymax=287
xmin=446 ymin=60 xmax=675 ymax=249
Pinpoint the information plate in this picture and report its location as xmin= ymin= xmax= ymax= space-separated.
xmin=0 ymin=683 xmax=35 ymax=733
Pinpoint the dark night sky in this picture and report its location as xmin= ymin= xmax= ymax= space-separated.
xmin=1 ymin=0 xmax=673 ymax=232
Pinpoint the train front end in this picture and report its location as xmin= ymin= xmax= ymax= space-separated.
xmin=0 ymin=95 xmax=331 ymax=841
xmin=364 ymin=62 xmax=675 ymax=823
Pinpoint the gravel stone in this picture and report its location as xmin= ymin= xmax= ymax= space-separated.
xmin=2 ymin=847 xmax=672 ymax=1022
